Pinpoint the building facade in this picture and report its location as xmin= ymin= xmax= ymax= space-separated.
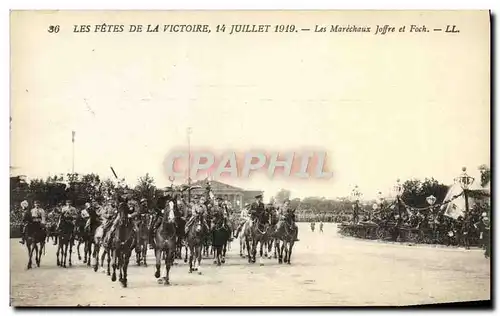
xmin=190 ymin=180 xmax=263 ymax=212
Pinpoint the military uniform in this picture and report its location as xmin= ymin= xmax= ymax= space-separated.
xmin=277 ymin=202 xmax=299 ymax=241
xmin=18 ymin=201 xmax=30 ymax=244
xmin=234 ymin=204 xmax=250 ymax=238
xmin=185 ymin=200 xmax=209 ymax=234
xmin=107 ymin=198 xmax=140 ymax=242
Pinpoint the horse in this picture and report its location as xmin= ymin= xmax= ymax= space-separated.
xmin=56 ymin=216 xmax=75 ymax=268
xmin=185 ymin=214 xmax=207 ymax=274
xmin=135 ymin=213 xmax=150 ymax=266
xmin=211 ymin=212 xmax=231 ymax=266
xmin=174 ymin=216 xmax=187 ymax=262
xmin=274 ymin=213 xmax=297 ymax=264
xmin=153 ymin=200 xmax=177 ymax=285
xmin=244 ymin=213 xmax=272 ymax=265
xmin=74 ymin=216 xmax=88 ymax=263
xmin=109 ymin=202 xmax=137 ymax=287
xmin=92 ymin=221 xmax=113 ymax=275
xmin=24 ymin=219 xmax=47 ymax=269
xmin=83 ymin=211 xmax=101 ymax=267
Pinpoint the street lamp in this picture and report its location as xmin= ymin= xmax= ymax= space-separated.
xmin=350 ymin=185 xmax=362 ymax=224
xmin=187 ymin=127 xmax=192 ymax=203
xmin=454 ymin=167 xmax=475 ymax=215
xmin=426 ymin=195 xmax=437 ymax=206
xmin=393 ymin=179 xmax=404 ymax=217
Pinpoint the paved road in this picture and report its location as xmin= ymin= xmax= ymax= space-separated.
xmin=10 ymin=223 xmax=490 ymax=306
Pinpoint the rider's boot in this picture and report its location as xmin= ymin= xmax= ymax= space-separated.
xmin=293 ymin=223 xmax=300 ymax=242
xmin=19 ymin=225 xmax=26 ymax=244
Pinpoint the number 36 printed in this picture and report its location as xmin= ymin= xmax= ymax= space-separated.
xmin=48 ymin=25 xmax=60 ymax=33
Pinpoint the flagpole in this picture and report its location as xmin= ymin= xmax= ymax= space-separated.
xmin=72 ymin=131 xmax=75 ymax=174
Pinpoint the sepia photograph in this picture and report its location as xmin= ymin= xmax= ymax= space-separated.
xmin=9 ymin=10 xmax=491 ymax=307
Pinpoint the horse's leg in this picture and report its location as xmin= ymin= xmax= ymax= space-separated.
xmin=33 ymin=244 xmax=39 ymax=268
xmin=135 ymin=243 xmax=141 ymax=266
xmin=240 ymin=237 xmax=244 ymax=257
xmin=111 ymin=248 xmax=117 ymax=282
xmin=188 ymin=245 xmax=194 ymax=273
xmin=101 ymin=248 xmax=106 ymax=268
xmin=287 ymin=242 xmax=294 ymax=265
xmin=56 ymin=242 xmax=61 ymax=266
xmin=259 ymin=241 xmax=265 ymax=266
xmin=245 ymin=238 xmax=252 ymax=263
xmin=142 ymin=240 xmax=148 ymax=267
xmin=251 ymin=239 xmax=258 ymax=263
xmin=121 ymin=249 xmax=130 ymax=288
xmin=163 ymin=249 xmax=172 ymax=286
xmin=276 ymin=240 xmax=282 ymax=264
xmin=222 ymin=242 xmax=226 ymax=264
xmin=69 ymin=240 xmax=74 ymax=267
xmin=26 ymin=243 xmax=33 ymax=269
xmin=196 ymin=245 xmax=202 ymax=275
xmin=105 ymin=249 xmax=111 ymax=275
xmin=279 ymin=240 xmax=285 ymax=264
xmin=77 ymin=240 xmax=82 ymax=261
xmin=155 ymin=247 xmax=162 ymax=279
xmin=92 ymin=244 xmax=100 ymax=272
xmin=184 ymin=244 xmax=189 ymax=263
xmin=62 ymin=241 xmax=67 ymax=268
xmin=37 ymin=242 xmax=44 ymax=267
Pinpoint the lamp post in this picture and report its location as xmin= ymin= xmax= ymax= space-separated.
xmin=187 ymin=127 xmax=192 ymax=203
xmin=371 ymin=203 xmax=379 ymax=221
xmin=377 ymin=191 xmax=385 ymax=208
xmin=454 ymin=167 xmax=475 ymax=215
xmin=393 ymin=179 xmax=404 ymax=217
xmin=351 ymin=185 xmax=362 ymax=223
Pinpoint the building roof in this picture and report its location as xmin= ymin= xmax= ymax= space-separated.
xmin=190 ymin=180 xmax=245 ymax=192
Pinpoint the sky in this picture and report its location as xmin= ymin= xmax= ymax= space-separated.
xmin=10 ymin=11 xmax=490 ymax=201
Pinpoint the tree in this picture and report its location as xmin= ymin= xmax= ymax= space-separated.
xmin=135 ymin=173 xmax=156 ymax=206
xmin=274 ymin=189 xmax=291 ymax=204
xmin=401 ymin=178 xmax=449 ymax=209
xmin=479 ymin=164 xmax=491 ymax=188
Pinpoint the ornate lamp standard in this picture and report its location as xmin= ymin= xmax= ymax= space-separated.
xmin=426 ymin=195 xmax=437 ymax=210
xmin=454 ymin=167 xmax=475 ymax=215
xmin=350 ymin=185 xmax=362 ymax=224
xmin=187 ymin=127 xmax=192 ymax=203
xmin=371 ymin=203 xmax=379 ymax=221
xmin=393 ymin=179 xmax=404 ymax=218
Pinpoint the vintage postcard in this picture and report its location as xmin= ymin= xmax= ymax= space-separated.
xmin=9 ymin=10 xmax=490 ymax=307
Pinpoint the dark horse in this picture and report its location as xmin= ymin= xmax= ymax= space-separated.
xmin=56 ymin=215 xmax=75 ymax=268
xmin=244 ymin=211 xmax=272 ymax=265
xmin=211 ymin=212 xmax=231 ymax=266
xmin=186 ymin=213 xmax=207 ymax=274
xmin=274 ymin=212 xmax=297 ymax=264
xmin=110 ymin=202 xmax=137 ymax=288
xmin=24 ymin=218 xmax=47 ymax=269
xmin=175 ymin=216 xmax=187 ymax=262
xmin=83 ymin=211 xmax=101 ymax=267
xmin=153 ymin=199 xmax=177 ymax=285
xmin=135 ymin=213 xmax=150 ymax=266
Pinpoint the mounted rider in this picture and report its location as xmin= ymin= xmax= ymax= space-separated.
xmin=18 ymin=200 xmax=30 ymax=244
xmin=211 ymin=197 xmax=229 ymax=230
xmin=99 ymin=197 xmax=118 ymax=240
xmin=149 ymin=194 xmax=170 ymax=248
xmin=233 ymin=203 xmax=251 ymax=238
xmin=83 ymin=200 xmax=100 ymax=231
xmin=185 ymin=195 xmax=210 ymax=234
xmin=53 ymin=200 xmax=78 ymax=245
xmin=106 ymin=189 xmax=140 ymax=242
xmin=277 ymin=198 xmax=299 ymax=242
xmin=249 ymin=194 xmax=266 ymax=224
